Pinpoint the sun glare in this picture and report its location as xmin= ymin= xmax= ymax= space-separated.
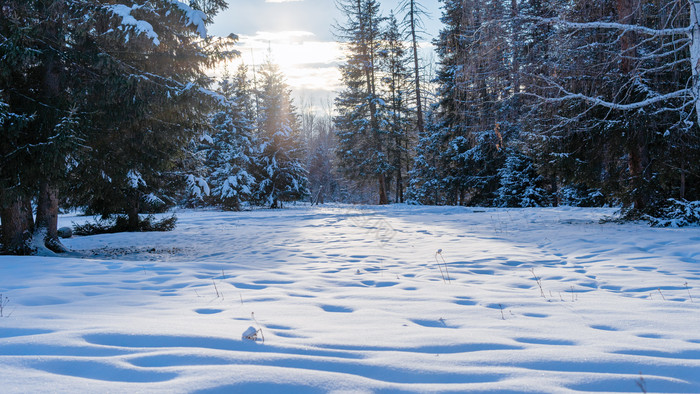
xmin=214 ymin=31 xmax=344 ymax=105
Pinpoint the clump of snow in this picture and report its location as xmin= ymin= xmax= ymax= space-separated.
xmin=108 ymin=4 xmax=160 ymax=46
xmin=170 ymin=1 xmax=207 ymax=39
xmin=126 ymin=169 xmax=146 ymax=189
xmin=186 ymin=174 xmax=210 ymax=199
xmin=241 ymin=326 xmax=262 ymax=341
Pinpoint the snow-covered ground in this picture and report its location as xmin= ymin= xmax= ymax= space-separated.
xmin=1 ymin=205 xmax=699 ymax=393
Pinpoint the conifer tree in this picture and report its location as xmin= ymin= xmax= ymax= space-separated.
xmin=379 ymin=12 xmax=413 ymax=202
xmin=252 ymin=58 xmax=309 ymax=208
xmin=67 ymin=1 xmax=237 ymax=230
xmin=334 ymin=0 xmax=390 ymax=204
xmin=205 ymin=71 xmax=256 ymax=210
xmin=1 ymin=1 xmax=104 ymax=252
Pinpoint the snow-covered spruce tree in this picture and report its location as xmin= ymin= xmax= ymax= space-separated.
xmin=379 ymin=12 xmax=414 ymax=203
xmin=334 ymin=0 xmax=391 ymax=205
xmin=66 ymin=1 xmax=237 ymax=230
xmin=496 ymin=149 xmax=550 ymax=207
xmin=0 ymin=1 xmax=114 ymax=253
xmin=251 ymin=58 xmax=309 ymax=208
xmin=205 ymin=71 xmax=256 ymax=211
xmin=406 ymin=109 xmax=449 ymax=204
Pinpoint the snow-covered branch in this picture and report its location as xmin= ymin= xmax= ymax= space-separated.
xmin=531 ymin=16 xmax=691 ymax=36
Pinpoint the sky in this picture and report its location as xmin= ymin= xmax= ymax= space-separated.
xmin=209 ymin=0 xmax=443 ymax=109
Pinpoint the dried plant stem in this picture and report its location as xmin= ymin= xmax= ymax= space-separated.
xmin=436 ymin=250 xmax=451 ymax=284
xmin=252 ymin=312 xmax=265 ymax=343
xmin=657 ymin=288 xmax=666 ymax=301
xmin=530 ymin=268 xmax=545 ymax=298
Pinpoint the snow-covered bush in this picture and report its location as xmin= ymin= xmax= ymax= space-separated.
xmin=645 ymin=199 xmax=700 ymax=227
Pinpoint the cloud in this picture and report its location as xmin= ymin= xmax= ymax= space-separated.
xmin=265 ymin=0 xmax=303 ymax=2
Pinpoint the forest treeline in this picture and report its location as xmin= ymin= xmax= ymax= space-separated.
xmin=334 ymin=0 xmax=700 ymax=216
xmin=2 ymin=0 xmax=700 ymax=255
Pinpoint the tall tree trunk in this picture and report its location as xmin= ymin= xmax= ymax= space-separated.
xmin=378 ymin=173 xmax=388 ymax=205
xmin=396 ymin=167 xmax=404 ymax=203
xmin=689 ymin=2 xmax=700 ymax=127
xmin=618 ymin=0 xmax=647 ymax=211
xmin=127 ymin=195 xmax=140 ymax=231
xmin=628 ymin=142 xmax=649 ymax=211
xmin=409 ymin=0 xmax=425 ymax=137
xmin=680 ymin=160 xmax=687 ymax=200
xmin=355 ymin=0 xmax=387 ymax=205
xmin=1 ymin=196 xmax=34 ymax=255
xmin=510 ymin=0 xmax=521 ymax=95
xmin=35 ymin=181 xmax=65 ymax=253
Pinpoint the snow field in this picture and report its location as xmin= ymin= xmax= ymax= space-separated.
xmin=0 ymin=205 xmax=699 ymax=393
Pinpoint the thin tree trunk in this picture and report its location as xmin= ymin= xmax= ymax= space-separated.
xmin=409 ymin=0 xmax=425 ymax=137
xmin=396 ymin=167 xmax=404 ymax=203
xmin=127 ymin=197 xmax=140 ymax=231
xmin=356 ymin=0 xmax=387 ymax=205
xmin=618 ymin=0 xmax=648 ymax=211
xmin=689 ymin=2 xmax=700 ymax=127
xmin=680 ymin=161 xmax=686 ymax=200
xmin=35 ymin=181 xmax=65 ymax=253
xmin=628 ymin=142 xmax=648 ymax=211
xmin=511 ymin=0 xmax=520 ymax=94
xmin=378 ymin=173 xmax=388 ymax=205
xmin=1 ymin=195 xmax=34 ymax=255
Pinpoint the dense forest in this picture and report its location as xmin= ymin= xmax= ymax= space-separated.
xmin=2 ymin=0 xmax=700 ymax=255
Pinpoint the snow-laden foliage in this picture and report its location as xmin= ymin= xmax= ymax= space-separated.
xmin=170 ymin=0 xmax=208 ymax=38
xmin=204 ymin=71 xmax=257 ymax=210
xmin=108 ymin=4 xmax=161 ymax=45
xmin=646 ymin=199 xmax=700 ymax=227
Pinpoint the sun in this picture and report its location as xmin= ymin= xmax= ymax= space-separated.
xmin=215 ymin=31 xmax=344 ymax=105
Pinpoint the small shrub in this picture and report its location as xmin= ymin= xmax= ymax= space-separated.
xmin=646 ymin=199 xmax=700 ymax=228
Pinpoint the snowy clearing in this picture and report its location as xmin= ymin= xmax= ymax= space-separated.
xmin=1 ymin=205 xmax=699 ymax=393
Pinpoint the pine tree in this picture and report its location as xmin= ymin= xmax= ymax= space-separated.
xmin=66 ymin=1 xmax=236 ymax=230
xmin=334 ymin=0 xmax=390 ymax=204
xmin=0 ymin=1 xmax=106 ymax=253
xmin=205 ymin=71 xmax=256 ymax=210
xmin=379 ymin=12 xmax=414 ymax=202
xmin=252 ymin=58 xmax=309 ymax=208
